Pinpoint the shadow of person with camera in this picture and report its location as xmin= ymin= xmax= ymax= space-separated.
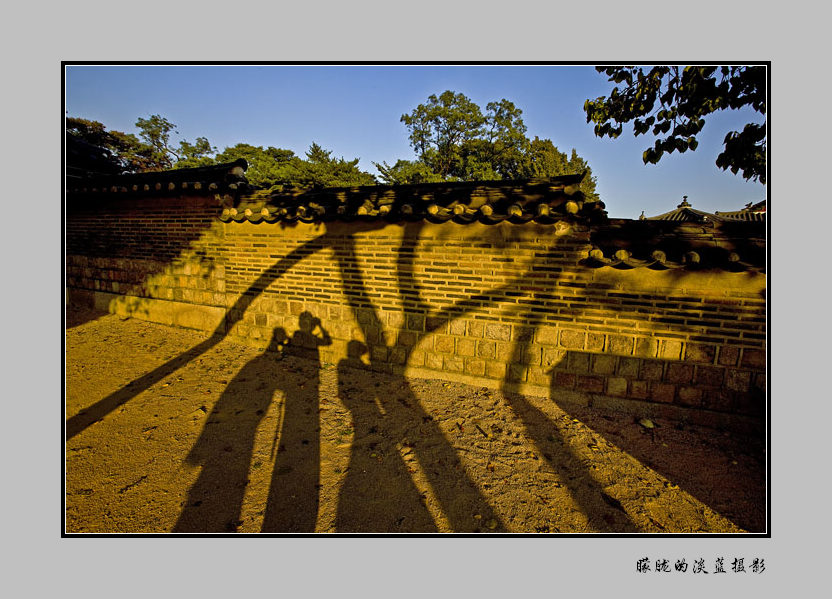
xmin=174 ymin=327 xmax=289 ymax=533
xmin=261 ymin=311 xmax=331 ymax=532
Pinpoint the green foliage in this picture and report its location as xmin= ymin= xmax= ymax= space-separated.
xmin=584 ymin=66 xmax=766 ymax=183
xmin=295 ymin=143 xmax=377 ymax=188
xmin=398 ymin=90 xmax=599 ymax=199
xmin=66 ymin=116 xmax=156 ymax=174
xmin=215 ymin=143 xmax=300 ymax=189
xmin=401 ymin=90 xmax=487 ymax=179
xmin=373 ymin=159 xmax=445 ymax=185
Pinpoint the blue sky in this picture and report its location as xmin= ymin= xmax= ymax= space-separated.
xmin=65 ymin=64 xmax=766 ymax=219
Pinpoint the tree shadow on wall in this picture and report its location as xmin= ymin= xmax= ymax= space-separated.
xmin=173 ymin=327 xmax=290 ymax=533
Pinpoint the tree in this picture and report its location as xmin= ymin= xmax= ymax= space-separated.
xmin=135 ymin=114 xmax=217 ymax=171
xmin=584 ymin=66 xmax=766 ymax=183
xmin=66 ymin=116 xmax=157 ymax=174
xmin=398 ymin=90 xmax=599 ymax=198
xmin=373 ymin=159 xmax=445 ymax=185
xmin=215 ymin=143 xmax=300 ymax=189
xmin=400 ymin=91 xmax=486 ymax=179
xmin=295 ymin=143 xmax=377 ymax=188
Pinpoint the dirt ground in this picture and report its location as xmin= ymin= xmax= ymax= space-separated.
xmin=65 ymin=306 xmax=766 ymax=534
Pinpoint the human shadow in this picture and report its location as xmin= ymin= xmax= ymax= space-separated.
xmin=173 ymin=327 xmax=289 ymax=533
xmin=260 ymin=312 xmax=331 ymax=532
xmin=332 ymin=233 xmax=503 ymax=532
xmin=334 ymin=341 xmax=439 ymax=532
xmin=66 ymin=232 xmax=331 ymax=441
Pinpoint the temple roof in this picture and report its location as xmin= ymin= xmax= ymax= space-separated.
xmin=643 ymin=197 xmax=767 ymax=224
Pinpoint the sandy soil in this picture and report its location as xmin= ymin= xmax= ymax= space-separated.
xmin=65 ymin=306 xmax=766 ymax=534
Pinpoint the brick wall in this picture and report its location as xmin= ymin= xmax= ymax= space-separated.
xmin=66 ymin=193 xmax=766 ymax=427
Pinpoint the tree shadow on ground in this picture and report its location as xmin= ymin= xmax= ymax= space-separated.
xmin=549 ymin=397 xmax=766 ymax=532
xmin=332 ymin=233 xmax=503 ymax=532
xmin=334 ymin=342 xmax=439 ymax=532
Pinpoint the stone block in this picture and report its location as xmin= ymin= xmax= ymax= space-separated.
xmin=406 ymin=313 xmax=425 ymax=332
xmin=465 ymin=358 xmax=486 ymax=377
xmin=665 ymin=363 xmax=694 ymax=384
xmin=726 ymin=369 xmax=752 ymax=392
xmin=467 ymin=321 xmax=485 ymax=338
xmin=701 ymin=389 xmax=733 ymax=412
xmin=606 ymin=377 xmax=628 ymax=397
xmin=397 ymin=330 xmax=419 ymax=347
xmin=560 ymin=330 xmax=585 ymax=350
xmin=485 ymin=362 xmax=506 ymax=379
xmin=586 ymin=333 xmax=605 ymax=352
xmin=528 ymin=366 xmax=550 ymax=387
xmin=717 ymin=346 xmax=740 ymax=366
xmin=617 ymin=357 xmax=640 ymax=378
xmin=677 ymin=386 xmax=703 ymax=406
xmin=577 ymin=375 xmax=604 ymax=393
xmin=608 ymin=334 xmax=634 ymax=356
xmin=477 ymin=340 xmax=497 ymax=360
xmin=592 ymin=354 xmax=617 ymax=375
xmin=629 ymin=380 xmax=649 ymax=399
xmin=567 ymin=352 xmax=590 ymax=374
xmin=408 ymin=349 xmax=425 ymax=367
xmin=370 ymin=345 xmax=389 ymax=363
xmin=536 ymin=327 xmax=559 ymax=345
xmin=448 ymin=319 xmax=466 ymax=336
xmin=685 ymin=343 xmax=716 ymax=364
xmin=444 ymin=355 xmax=465 ymax=373
xmin=455 ymin=338 xmax=476 ymax=357
xmin=741 ymin=349 xmax=766 ymax=369
xmin=553 ymin=372 xmax=576 ymax=389
xmin=649 ymin=382 xmax=676 ymax=403
xmin=513 ymin=325 xmax=535 ymax=342
xmin=634 ymin=337 xmax=658 ymax=358
xmin=434 ymin=335 xmax=455 ymax=354
xmin=640 ymin=360 xmax=664 ymax=381
xmin=485 ymin=323 xmax=511 ymax=341
xmin=694 ymin=365 xmax=725 ymax=387
xmin=659 ymin=340 xmax=683 ymax=360
xmin=542 ymin=347 xmax=567 ymax=369
xmin=390 ymin=347 xmax=408 ymax=365
xmin=425 ymin=352 xmax=444 ymax=371
xmin=426 ymin=316 xmax=448 ymax=334
xmin=507 ymin=364 xmax=528 ymax=383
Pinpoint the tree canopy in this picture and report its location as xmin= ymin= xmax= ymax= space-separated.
xmin=390 ymin=90 xmax=598 ymax=200
xmin=67 ymin=116 xmax=377 ymax=188
xmin=584 ymin=66 xmax=766 ymax=183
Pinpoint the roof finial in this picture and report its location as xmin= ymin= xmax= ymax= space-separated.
xmin=678 ymin=195 xmax=690 ymax=208
xmin=639 ymin=210 xmax=645 ymax=220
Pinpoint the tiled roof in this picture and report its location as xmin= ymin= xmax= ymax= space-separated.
xmin=220 ymin=174 xmax=607 ymax=225
xmin=645 ymin=197 xmax=767 ymax=224
xmin=584 ymin=218 xmax=766 ymax=272
xmin=66 ymin=159 xmax=250 ymax=196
